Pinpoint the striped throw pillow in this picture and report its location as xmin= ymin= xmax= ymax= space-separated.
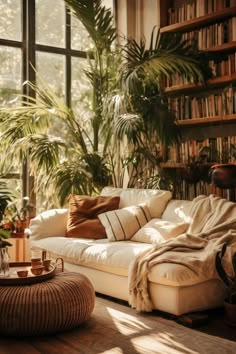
xmin=98 ymin=204 xmax=151 ymax=242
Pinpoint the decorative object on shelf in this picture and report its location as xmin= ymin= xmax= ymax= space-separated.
xmin=215 ymin=242 xmax=236 ymax=326
xmin=210 ymin=164 xmax=236 ymax=189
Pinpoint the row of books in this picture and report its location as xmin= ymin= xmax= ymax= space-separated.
xmin=174 ymin=180 xmax=213 ymax=200
xmin=164 ymin=53 xmax=236 ymax=87
xmin=168 ymin=135 xmax=236 ymax=163
xmin=209 ymin=54 xmax=236 ymax=77
xmin=174 ymin=180 xmax=236 ymax=201
xmin=168 ymin=0 xmax=236 ymax=25
xmin=182 ymin=17 xmax=236 ymax=49
xmin=167 ymin=86 xmax=236 ymax=119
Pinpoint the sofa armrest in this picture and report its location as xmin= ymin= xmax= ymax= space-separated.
xmin=29 ymin=208 xmax=68 ymax=240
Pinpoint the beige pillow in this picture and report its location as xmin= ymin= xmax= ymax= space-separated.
xmin=131 ymin=218 xmax=189 ymax=244
xmin=98 ymin=204 xmax=151 ymax=242
xmin=146 ymin=191 xmax=172 ymax=218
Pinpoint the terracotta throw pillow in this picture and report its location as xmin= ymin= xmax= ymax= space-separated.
xmin=66 ymin=195 xmax=120 ymax=239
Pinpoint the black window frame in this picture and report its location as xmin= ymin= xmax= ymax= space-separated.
xmin=0 ymin=0 xmax=116 ymax=205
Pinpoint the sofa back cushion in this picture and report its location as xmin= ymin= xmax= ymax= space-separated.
xmin=29 ymin=208 xmax=68 ymax=240
xmin=98 ymin=204 xmax=151 ymax=242
xmin=162 ymin=199 xmax=192 ymax=224
xmin=66 ymin=195 xmax=120 ymax=239
xmin=100 ymin=187 xmax=172 ymax=218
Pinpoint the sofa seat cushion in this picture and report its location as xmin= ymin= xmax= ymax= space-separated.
xmin=32 ymin=237 xmax=152 ymax=277
xmin=32 ymin=238 xmax=206 ymax=286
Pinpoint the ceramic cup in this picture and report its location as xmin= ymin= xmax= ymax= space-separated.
xmin=43 ymin=259 xmax=51 ymax=271
xmin=31 ymin=258 xmax=42 ymax=268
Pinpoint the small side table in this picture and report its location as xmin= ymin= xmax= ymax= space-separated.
xmin=7 ymin=237 xmax=31 ymax=262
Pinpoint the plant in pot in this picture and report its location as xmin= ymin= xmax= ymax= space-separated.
xmin=215 ymin=242 xmax=236 ymax=326
xmin=0 ymin=0 xmax=215 ymax=205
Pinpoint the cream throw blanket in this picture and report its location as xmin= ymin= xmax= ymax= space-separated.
xmin=128 ymin=195 xmax=236 ymax=312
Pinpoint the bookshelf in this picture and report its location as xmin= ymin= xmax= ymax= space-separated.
xmin=159 ymin=0 xmax=236 ymax=199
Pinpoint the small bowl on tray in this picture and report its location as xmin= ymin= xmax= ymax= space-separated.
xmin=17 ymin=270 xmax=28 ymax=278
xmin=31 ymin=265 xmax=44 ymax=276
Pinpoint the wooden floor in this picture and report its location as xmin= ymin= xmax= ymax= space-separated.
xmin=0 ymin=294 xmax=235 ymax=354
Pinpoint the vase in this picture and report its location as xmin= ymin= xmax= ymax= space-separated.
xmin=0 ymin=247 xmax=10 ymax=277
xmin=210 ymin=164 xmax=236 ymax=189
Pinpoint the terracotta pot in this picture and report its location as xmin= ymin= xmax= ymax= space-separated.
xmin=224 ymin=301 xmax=236 ymax=327
xmin=210 ymin=164 xmax=236 ymax=189
xmin=13 ymin=219 xmax=28 ymax=233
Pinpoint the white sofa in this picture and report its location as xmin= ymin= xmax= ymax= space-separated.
xmin=29 ymin=187 xmax=226 ymax=316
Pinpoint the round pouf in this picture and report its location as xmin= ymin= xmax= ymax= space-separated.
xmin=0 ymin=272 xmax=95 ymax=336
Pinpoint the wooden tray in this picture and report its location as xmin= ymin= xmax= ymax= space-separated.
xmin=0 ymin=262 xmax=56 ymax=286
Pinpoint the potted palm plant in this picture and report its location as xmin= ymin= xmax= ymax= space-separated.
xmin=0 ymin=0 xmax=215 ymax=206
xmin=215 ymin=242 xmax=236 ymax=326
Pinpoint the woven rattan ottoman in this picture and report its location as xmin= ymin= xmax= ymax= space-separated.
xmin=0 ymin=272 xmax=95 ymax=336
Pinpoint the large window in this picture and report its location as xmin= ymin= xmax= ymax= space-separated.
xmin=0 ymin=0 xmax=114 ymax=206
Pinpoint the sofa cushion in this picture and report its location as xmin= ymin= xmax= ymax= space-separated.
xmin=29 ymin=208 xmax=68 ymax=240
xmin=32 ymin=237 xmax=205 ymax=286
xmin=98 ymin=204 xmax=151 ymax=241
xmin=162 ymin=199 xmax=192 ymax=223
xmin=66 ymin=195 xmax=120 ymax=239
xmin=101 ymin=187 xmax=172 ymax=218
xmin=131 ymin=219 xmax=190 ymax=244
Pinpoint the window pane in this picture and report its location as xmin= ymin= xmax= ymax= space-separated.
xmin=71 ymin=16 xmax=93 ymax=51
xmin=36 ymin=52 xmax=65 ymax=99
xmin=103 ymin=0 xmax=114 ymax=11
xmin=36 ymin=0 xmax=65 ymax=48
xmin=71 ymin=57 xmax=92 ymax=122
xmin=0 ymin=47 xmax=21 ymax=106
xmin=0 ymin=0 xmax=21 ymax=41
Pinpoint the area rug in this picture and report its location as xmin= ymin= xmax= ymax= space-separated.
xmin=0 ymin=295 xmax=236 ymax=354
xmin=85 ymin=296 xmax=236 ymax=354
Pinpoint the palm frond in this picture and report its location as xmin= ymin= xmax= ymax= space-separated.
xmin=47 ymin=161 xmax=93 ymax=206
xmin=122 ymin=28 xmax=214 ymax=93
xmin=64 ymin=0 xmax=116 ymax=53
xmin=114 ymin=113 xmax=144 ymax=145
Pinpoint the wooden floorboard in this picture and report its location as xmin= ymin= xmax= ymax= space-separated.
xmin=0 ymin=294 xmax=235 ymax=354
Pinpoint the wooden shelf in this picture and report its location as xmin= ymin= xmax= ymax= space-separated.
xmin=177 ymin=115 xmax=236 ymax=126
xmin=206 ymin=41 xmax=236 ymax=53
xmin=161 ymin=7 xmax=236 ymax=33
xmin=164 ymin=74 xmax=236 ymax=95
xmin=160 ymin=162 xmax=186 ymax=168
xmin=160 ymin=162 xmax=217 ymax=169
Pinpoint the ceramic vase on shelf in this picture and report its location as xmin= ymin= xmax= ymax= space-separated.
xmin=210 ymin=164 xmax=236 ymax=189
xmin=0 ymin=247 xmax=9 ymax=278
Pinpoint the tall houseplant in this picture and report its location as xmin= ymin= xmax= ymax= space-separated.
xmin=0 ymin=0 xmax=214 ymax=206
xmin=110 ymin=27 xmax=214 ymax=188
xmin=0 ymin=0 xmax=118 ymax=207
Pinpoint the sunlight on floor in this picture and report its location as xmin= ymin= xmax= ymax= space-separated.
xmin=106 ymin=306 xmax=151 ymax=335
